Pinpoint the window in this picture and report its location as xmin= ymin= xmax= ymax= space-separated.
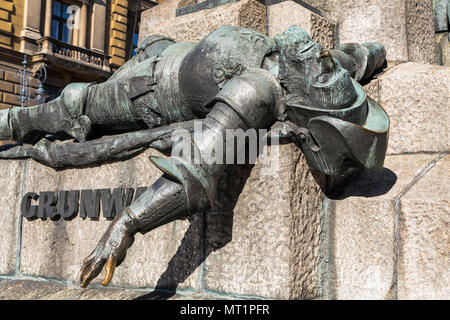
xmin=51 ymin=1 xmax=72 ymax=43
xmin=132 ymin=31 xmax=139 ymax=57
xmin=127 ymin=8 xmax=141 ymax=60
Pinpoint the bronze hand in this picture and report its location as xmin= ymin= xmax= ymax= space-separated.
xmin=79 ymin=210 xmax=136 ymax=288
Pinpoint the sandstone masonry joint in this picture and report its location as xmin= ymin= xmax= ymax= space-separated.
xmin=390 ymin=152 xmax=448 ymax=299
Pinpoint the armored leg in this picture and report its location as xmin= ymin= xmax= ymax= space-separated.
xmin=0 ymin=83 xmax=93 ymax=143
xmin=0 ymin=48 xmax=166 ymax=144
xmin=0 ymin=79 xmax=156 ymax=144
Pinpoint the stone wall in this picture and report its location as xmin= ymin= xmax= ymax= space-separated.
xmin=338 ymin=0 xmax=436 ymax=63
xmin=0 ymin=63 xmax=41 ymax=146
xmin=140 ymin=0 xmax=336 ymax=48
xmin=267 ymin=1 xmax=336 ymax=49
xmin=140 ymin=0 xmax=439 ymax=64
xmin=326 ymin=62 xmax=450 ymax=299
xmin=141 ymin=0 xmax=267 ymax=43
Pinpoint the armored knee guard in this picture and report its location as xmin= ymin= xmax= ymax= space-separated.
xmin=0 ymin=108 xmax=12 ymax=140
xmin=58 ymin=82 xmax=94 ymax=141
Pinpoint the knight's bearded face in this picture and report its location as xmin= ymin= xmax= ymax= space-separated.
xmin=275 ymin=26 xmax=357 ymax=110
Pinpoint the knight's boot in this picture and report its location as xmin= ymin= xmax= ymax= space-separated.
xmin=0 ymin=83 xmax=93 ymax=143
xmin=331 ymin=42 xmax=386 ymax=82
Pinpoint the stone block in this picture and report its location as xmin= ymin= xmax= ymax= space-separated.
xmin=203 ymin=143 xmax=324 ymax=299
xmin=0 ymin=34 xmax=10 ymax=47
xmin=405 ymin=0 xmax=436 ymax=64
xmin=111 ymin=20 xmax=127 ymax=34
xmin=4 ymin=71 xmax=20 ymax=84
xmin=19 ymin=148 xmax=202 ymax=291
xmin=0 ymin=80 xmax=13 ymax=93
xmin=268 ymin=1 xmax=336 ymax=49
xmin=66 ymin=287 xmax=145 ymax=300
xmin=375 ymin=62 xmax=450 ymax=154
xmin=0 ymin=160 xmax=25 ymax=275
xmin=2 ymin=92 xmax=19 ymax=106
xmin=339 ymin=0 xmax=436 ymax=63
xmin=0 ymin=278 xmax=240 ymax=299
xmin=332 ymin=198 xmax=396 ymax=299
xmin=111 ymin=3 xmax=127 ymax=17
xmin=111 ymin=46 xmax=126 ymax=58
xmin=339 ymin=0 xmax=407 ymax=62
xmin=0 ymin=279 xmax=66 ymax=300
xmin=293 ymin=0 xmax=340 ymax=22
xmin=0 ymin=20 xmax=12 ymax=33
xmin=113 ymin=12 xmax=128 ymax=25
xmin=328 ymin=154 xmax=438 ymax=299
xmin=398 ymin=155 xmax=449 ymax=299
xmin=110 ymin=56 xmax=125 ymax=67
xmin=112 ymin=30 xmax=126 ymax=41
xmin=0 ymin=278 xmax=146 ymax=300
xmin=363 ymin=78 xmax=380 ymax=101
xmin=0 ymin=1 xmax=14 ymax=12
xmin=0 ymin=9 xmax=9 ymax=21
xmin=139 ymin=0 xmax=179 ymax=44
xmin=139 ymin=0 xmax=266 ymax=43
xmin=177 ymin=0 xmax=197 ymax=9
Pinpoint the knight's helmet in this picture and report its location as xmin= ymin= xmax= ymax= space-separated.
xmin=275 ymin=26 xmax=389 ymax=179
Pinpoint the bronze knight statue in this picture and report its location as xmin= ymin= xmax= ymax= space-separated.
xmin=0 ymin=26 xmax=389 ymax=288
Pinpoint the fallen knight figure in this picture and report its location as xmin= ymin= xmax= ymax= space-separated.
xmin=0 ymin=26 xmax=389 ymax=288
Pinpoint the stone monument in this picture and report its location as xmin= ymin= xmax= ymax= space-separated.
xmin=0 ymin=0 xmax=447 ymax=300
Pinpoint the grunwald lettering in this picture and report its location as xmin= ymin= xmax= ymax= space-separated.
xmin=21 ymin=187 xmax=149 ymax=221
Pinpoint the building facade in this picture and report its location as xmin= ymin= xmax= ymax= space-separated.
xmin=0 ymin=0 xmax=157 ymax=111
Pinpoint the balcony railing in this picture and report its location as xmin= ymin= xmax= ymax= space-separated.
xmin=37 ymin=37 xmax=110 ymax=70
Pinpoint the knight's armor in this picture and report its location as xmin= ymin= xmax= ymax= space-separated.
xmin=103 ymin=26 xmax=280 ymax=130
xmin=127 ymin=26 xmax=388 ymax=211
